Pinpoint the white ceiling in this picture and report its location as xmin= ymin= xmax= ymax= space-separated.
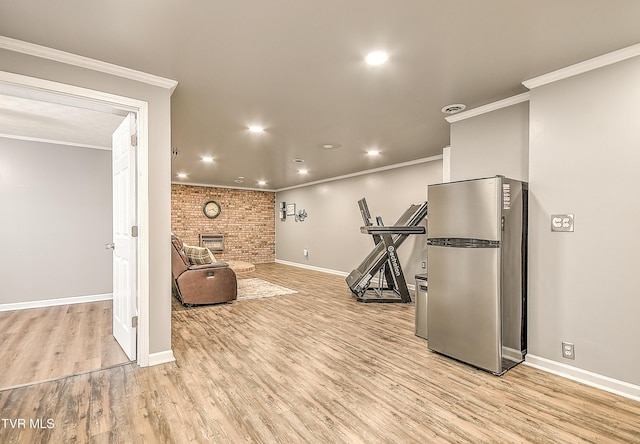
xmin=0 ymin=88 xmax=126 ymax=149
xmin=1 ymin=1 xmax=640 ymax=189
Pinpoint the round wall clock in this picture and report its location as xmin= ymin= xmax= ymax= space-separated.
xmin=203 ymin=200 xmax=221 ymax=219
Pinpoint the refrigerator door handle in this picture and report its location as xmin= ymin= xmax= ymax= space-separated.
xmin=427 ymin=238 xmax=500 ymax=248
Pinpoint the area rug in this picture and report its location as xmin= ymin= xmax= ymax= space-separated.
xmin=237 ymin=278 xmax=298 ymax=301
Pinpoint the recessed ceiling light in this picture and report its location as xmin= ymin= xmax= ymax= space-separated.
xmin=441 ymin=104 xmax=467 ymax=114
xmin=293 ymin=158 xmax=305 ymax=164
xmin=257 ymin=180 xmax=266 ymax=186
xmin=321 ymin=143 xmax=341 ymax=149
xmin=367 ymin=150 xmax=380 ymax=156
xmin=248 ymin=125 xmax=264 ymax=133
xmin=238 ymin=176 xmax=245 ymax=179
xmin=201 ymin=156 xmax=214 ymax=162
xmin=234 ymin=179 xmax=244 ymax=183
xmin=365 ymin=51 xmax=388 ymax=65
xmin=298 ymin=169 xmax=309 ymax=175
xmin=177 ymin=173 xmax=188 ymax=178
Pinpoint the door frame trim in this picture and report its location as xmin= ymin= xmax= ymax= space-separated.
xmin=0 ymin=70 xmax=150 ymax=366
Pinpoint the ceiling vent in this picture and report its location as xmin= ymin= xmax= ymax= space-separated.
xmin=441 ymin=104 xmax=466 ymax=114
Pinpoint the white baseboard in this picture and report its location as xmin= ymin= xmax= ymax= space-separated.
xmin=275 ymin=259 xmax=349 ymax=277
xmin=274 ymin=259 xmax=417 ymax=292
xmin=525 ymin=354 xmax=640 ymax=402
xmin=147 ymin=350 xmax=176 ymax=367
xmin=502 ymin=346 xmax=525 ymax=362
xmin=0 ymin=293 xmax=113 ymax=312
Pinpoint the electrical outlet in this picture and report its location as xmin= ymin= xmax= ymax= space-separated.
xmin=562 ymin=342 xmax=575 ymax=360
xmin=421 ymin=261 xmax=426 ymax=269
xmin=303 ymin=248 xmax=308 ymax=257
xmin=551 ymin=214 xmax=574 ymax=232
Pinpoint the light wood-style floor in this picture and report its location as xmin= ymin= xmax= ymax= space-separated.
xmin=1 ymin=263 xmax=639 ymax=443
xmin=0 ymin=300 xmax=130 ymax=390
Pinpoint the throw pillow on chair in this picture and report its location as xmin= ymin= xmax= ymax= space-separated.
xmin=183 ymin=244 xmax=214 ymax=265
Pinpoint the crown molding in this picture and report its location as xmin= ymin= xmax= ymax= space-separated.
xmin=0 ymin=133 xmax=110 ymax=150
xmin=171 ymin=181 xmax=277 ymax=193
xmin=172 ymin=155 xmax=443 ymax=193
xmin=445 ymin=92 xmax=530 ymax=123
xmin=276 ymin=154 xmax=443 ymax=192
xmin=523 ymin=42 xmax=640 ymax=89
xmin=0 ymin=36 xmax=178 ymax=93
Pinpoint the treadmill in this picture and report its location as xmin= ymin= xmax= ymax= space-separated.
xmin=346 ymin=198 xmax=427 ymax=303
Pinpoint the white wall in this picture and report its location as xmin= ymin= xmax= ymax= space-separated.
xmin=0 ymin=48 xmax=173 ymax=355
xmin=528 ymin=56 xmax=640 ymax=385
xmin=276 ymin=159 xmax=442 ymax=283
xmin=450 ymin=101 xmax=529 ymax=182
xmin=0 ymin=138 xmax=112 ymax=304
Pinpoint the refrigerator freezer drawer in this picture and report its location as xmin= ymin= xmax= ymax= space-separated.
xmin=427 ymin=245 xmax=502 ymax=374
xmin=427 ymin=177 xmax=502 ymax=241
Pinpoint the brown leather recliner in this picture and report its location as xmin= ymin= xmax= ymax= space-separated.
xmin=171 ymin=234 xmax=237 ymax=305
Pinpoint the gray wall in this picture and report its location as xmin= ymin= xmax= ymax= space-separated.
xmin=0 ymin=139 xmax=112 ymax=303
xmin=528 ymin=56 xmax=640 ymax=385
xmin=448 ymin=57 xmax=640 ymax=387
xmin=1 ymin=49 xmax=173 ymax=355
xmin=276 ymin=160 xmax=442 ymax=282
xmin=450 ymin=101 xmax=529 ymax=182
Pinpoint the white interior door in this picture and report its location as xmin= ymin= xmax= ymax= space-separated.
xmin=111 ymin=113 xmax=137 ymax=361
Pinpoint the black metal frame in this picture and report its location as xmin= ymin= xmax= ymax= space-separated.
xmin=346 ymin=199 xmax=427 ymax=303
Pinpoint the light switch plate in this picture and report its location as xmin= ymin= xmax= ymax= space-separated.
xmin=551 ymin=214 xmax=574 ymax=232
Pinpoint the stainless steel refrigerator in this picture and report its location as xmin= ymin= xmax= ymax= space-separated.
xmin=426 ymin=176 xmax=528 ymax=375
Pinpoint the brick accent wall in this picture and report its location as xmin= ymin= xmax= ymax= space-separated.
xmin=171 ymin=185 xmax=276 ymax=263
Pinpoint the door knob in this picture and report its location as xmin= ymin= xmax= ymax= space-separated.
xmin=105 ymin=243 xmax=116 ymax=250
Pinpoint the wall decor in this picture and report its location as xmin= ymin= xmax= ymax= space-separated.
xmin=286 ymin=203 xmax=296 ymax=216
xmin=279 ymin=202 xmax=287 ymax=220
xmin=295 ymin=209 xmax=308 ymax=222
xmin=203 ymin=200 xmax=221 ymax=219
